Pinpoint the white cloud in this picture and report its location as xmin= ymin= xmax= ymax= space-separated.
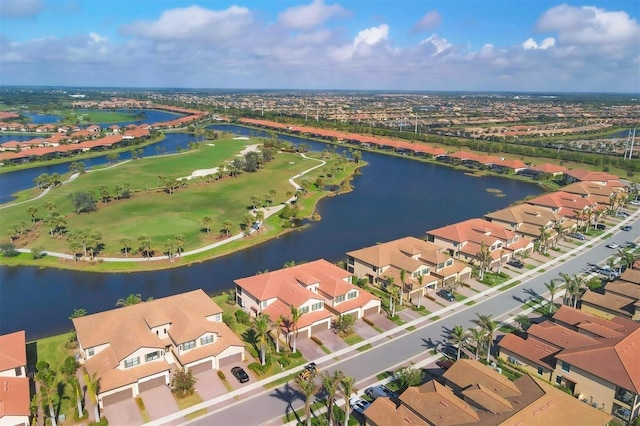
xmin=420 ymin=34 xmax=451 ymax=55
xmin=329 ymin=24 xmax=389 ymax=61
xmin=411 ymin=11 xmax=442 ymax=34
xmin=278 ymin=0 xmax=347 ymax=30
xmin=521 ymin=37 xmax=555 ymax=50
xmin=89 ymin=33 xmax=108 ymax=44
xmin=0 ymin=0 xmax=42 ymax=18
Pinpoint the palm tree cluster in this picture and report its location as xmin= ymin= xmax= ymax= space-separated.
xmin=450 ymin=313 xmax=499 ymax=363
xmin=294 ymin=370 xmax=357 ymax=426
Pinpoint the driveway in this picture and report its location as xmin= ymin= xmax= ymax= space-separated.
xmin=296 ymin=328 xmax=350 ymax=361
xmin=140 ymin=385 xmax=179 ymax=421
xmin=364 ymin=312 xmax=397 ymax=332
xmin=313 ymin=328 xmax=349 ymax=352
xmin=194 ymin=369 xmax=228 ymax=401
xmin=102 ymin=397 xmax=142 ymax=426
xmin=352 ymin=318 xmax=380 ymax=340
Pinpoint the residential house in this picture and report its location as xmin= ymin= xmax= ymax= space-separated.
xmin=425 ymin=218 xmax=534 ymax=270
xmin=234 ymin=259 xmax=380 ymax=340
xmin=498 ymin=306 xmax=640 ymax=424
xmin=73 ymin=289 xmax=245 ymax=408
xmin=365 ymin=359 xmax=611 ymax=426
xmin=564 ymin=169 xmax=623 ymax=186
xmin=527 ymin=190 xmax=597 ymax=226
xmin=346 ymin=236 xmax=471 ymax=301
xmin=519 ymin=162 xmax=568 ymax=179
xmin=0 ymin=331 xmax=30 ymax=426
xmin=563 ymin=181 xmax=626 ymax=207
xmin=581 ymin=268 xmax=640 ymax=321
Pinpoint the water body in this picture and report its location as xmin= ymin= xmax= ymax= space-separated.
xmin=23 ymin=109 xmax=182 ymax=127
xmin=23 ymin=113 xmax=64 ymax=124
xmin=0 ymin=125 xmax=544 ymax=339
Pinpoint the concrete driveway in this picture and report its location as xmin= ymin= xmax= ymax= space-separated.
xmin=296 ymin=336 xmax=327 ymax=361
xmin=352 ymin=318 xmax=379 ymax=340
xmin=314 ymin=328 xmax=349 ymax=352
xmin=102 ymin=398 xmax=142 ymax=426
xmin=194 ymin=369 xmax=228 ymax=401
xmin=140 ymin=385 xmax=179 ymax=420
xmin=364 ymin=313 xmax=397 ymax=332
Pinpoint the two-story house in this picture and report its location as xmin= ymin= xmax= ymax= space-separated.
xmin=0 ymin=330 xmax=30 ymax=426
xmin=527 ymin=190 xmax=597 ymax=226
xmin=73 ymin=289 xmax=245 ymax=408
xmin=498 ymin=306 xmax=640 ymax=425
xmin=425 ymin=218 xmax=533 ymax=270
xmin=346 ymin=236 xmax=471 ymax=301
xmin=234 ymin=259 xmax=380 ymax=340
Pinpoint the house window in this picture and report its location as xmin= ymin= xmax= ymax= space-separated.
xmin=87 ymin=348 xmax=95 ymax=357
xmin=145 ymin=351 xmax=160 ymax=362
xmin=201 ymin=335 xmax=214 ymax=345
xmin=446 ymin=259 xmax=453 ymax=267
xmin=347 ymin=290 xmax=357 ymax=300
xmin=183 ymin=340 xmax=196 ymax=351
xmin=261 ymin=300 xmax=267 ymax=308
xmin=214 ymin=313 xmax=222 ymax=322
xmin=347 ymin=256 xmax=354 ymax=265
xmin=14 ymin=367 xmax=22 ymax=376
xmin=537 ymin=366 xmax=544 ymax=376
xmin=561 ymin=361 xmax=570 ymax=373
xmin=311 ymin=302 xmax=323 ymax=311
xmin=299 ymin=306 xmax=309 ymax=314
xmin=124 ymin=357 xmax=140 ymax=368
xmin=556 ymin=375 xmax=563 ymax=385
xmin=335 ymin=294 xmax=346 ymax=303
xmin=437 ymin=262 xmax=444 ymax=269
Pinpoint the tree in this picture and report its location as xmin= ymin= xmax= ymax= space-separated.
xmin=174 ymin=234 xmax=185 ymax=256
xmin=448 ymin=325 xmax=468 ymax=360
xmin=202 ymin=216 xmax=213 ymax=235
xmin=222 ymin=220 xmax=233 ymax=238
xmin=164 ymin=238 xmax=177 ymax=262
xmin=386 ymin=278 xmax=399 ymax=317
xmin=476 ymin=242 xmax=492 ymax=280
xmin=290 ymin=305 xmax=301 ymax=354
xmin=26 ymin=206 xmax=38 ymax=223
xmin=138 ymin=235 xmax=153 ymax=259
xmin=322 ymin=370 xmax=344 ymax=426
xmin=83 ymin=368 xmax=101 ymax=422
xmin=544 ymin=279 xmax=560 ymax=313
xmin=538 ymin=226 xmax=550 ymax=254
xmin=553 ymin=221 xmax=567 ymax=248
xmin=34 ymin=173 xmax=51 ymax=190
xmin=253 ymin=314 xmax=270 ymax=366
xmin=69 ymin=191 xmax=96 ymax=213
xmin=44 ymin=211 xmax=66 ymax=237
xmin=69 ymin=308 xmax=87 ymax=320
xmin=43 ymin=201 xmax=57 ymax=212
xmin=559 ymin=273 xmax=584 ymax=308
xmin=399 ymin=269 xmax=407 ymax=306
xmin=243 ymin=213 xmax=255 ymax=234
xmin=468 ymin=327 xmax=484 ymax=361
xmin=340 ymin=375 xmax=357 ymax=426
xmin=513 ymin=314 xmax=532 ymax=332
xmin=120 ymin=238 xmax=132 ymax=257
xmin=250 ymin=195 xmax=261 ymax=210
xmin=294 ymin=375 xmax=320 ymax=426
xmin=333 ymin=314 xmax=356 ymax=336
xmin=472 ymin=313 xmax=498 ymax=363
xmin=393 ymin=366 xmax=423 ymax=389
xmin=35 ymin=361 xmax=58 ymax=426
xmin=171 ymin=369 xmax=197 ymax=398
xmin=69 ymin=161 xmax=86 ymax=175
xmin=99 ymin=186 xmax=111 ymax=204
xmin=116 ymin=293 xmax=142 ymax=307
xmin=61 ymin=356 xmax=83 ymax=418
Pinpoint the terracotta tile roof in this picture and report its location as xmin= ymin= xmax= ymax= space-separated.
xmin=427 ymin=219 xmax=527 ymax=252
xmin=399 ymin=380 xmax=480 ymax=424
xmin=530 ymin=163 xmax=568 ymax=174
xmin=526 ymin=321 xmax=598 ymax=350
xmin=527 ymin=191 xmax=594 ymax=213
xmin=581 ymin=290 xmax=636 ymax=319
xmin=462 ymin=383 xmax=514 ymax=413
xmin=619 ymin=269 xmax=640 ymax=285
xmin=552 ymin=305 xmax=637 ymax=334
xmin=564 ymin=169 xmax=621 ymax=184
xmin=576 ymin=320 xmax=625 ymax=338
xmin=605 ymin=280 xmax=640 ymax=299
xmin=0 ymin=330 xmax=26 ymax=371
xmin=0 ymin=376 xmax=30 ymax=418
xmin=485 ymin=204 xmax=562 ymax=229
xmin=443 ymin=359 xmax=521 ymax=398
xmin=563 ymin=181 xmax=618 ymax=201
xmin=498 ymin=333 xmax=559 ymax=370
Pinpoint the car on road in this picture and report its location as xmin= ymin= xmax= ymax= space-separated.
xmin=436 ymin=359 xmax=454 ymax=370
xmin=436 ymin=289 xmax=456 ymax=302
xmin=569 ymin=233 xmax=585 ymax=240
xmin=365 ymin=384 xmax=397 ymax=399
xmin=350 ymin=397 xmax=371 ymax=415
xmin=606 ymin=242 xmax=620 ymax=249
xmin=623 ymin=225 xmax=633 ymax=231
xmin=231 ymin=366 xmax=250 ymax=383
xmin=507 ymin=258 xmax=524 ymax=268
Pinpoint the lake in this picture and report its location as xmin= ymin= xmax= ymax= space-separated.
xmin=0 ymin=125 xmax=544 ymax=339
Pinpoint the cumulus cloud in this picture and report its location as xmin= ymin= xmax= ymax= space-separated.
xmin=420 ymin=34 xmax=451 ymax=55
xmin=329 ymin=24 xmax=389 ymax=61
xmin=0 ymin=0 xmax=42 ymax=18
xmin=120 ymin=5 xmax=253 ymax=42
xmin=521 ymin=37 xmax=555 ymax=50
xmin=89 ymin=33 xmax=108 ymax=44
xmin=411 ymin=11 xmax=442 ymax=34
xmin=278 ymin=0 xmax=348 ymax=30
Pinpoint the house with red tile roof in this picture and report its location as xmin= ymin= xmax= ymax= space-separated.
xmin=527 ymin=190 xmax=597 ymax=223
xmin=498 ymin=306 xmax=640 ymax=424
xmin=562 ymin=181 xmax=626 ymax=206
xmin=365 ymin=359 xmax=611 ymax=426
xmin=0 ymin=330 xmax=30 ymax=426
xmin=425 ymin=218 xmax=534 ymax=270
xmin=234 ymin=259 xmax=380 ymax=340
xmin=73 ymin=289 xmax=244 ymax=408
xmin=564 ymin=169 xmax=623 ymax=186
xmin=346 ymin=236 xmax=471 ymax=302
xmin=523 ymin=162 xmax=568 ymax=178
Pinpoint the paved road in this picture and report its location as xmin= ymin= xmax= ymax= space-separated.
xmin=164 ymin=211 xmax=640 ymax=426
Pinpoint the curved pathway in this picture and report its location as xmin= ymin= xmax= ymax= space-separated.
xmin=15 ymin=153 xmax=326 ymax=262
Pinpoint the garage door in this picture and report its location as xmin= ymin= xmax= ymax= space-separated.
xmin=102 ymin=388 xmax=133 ymax=406
xmin=218 ymin=353 xmax=242 ymax=368
xmin=310 ymin=321 xmax=329 ymax=335
xmin=138 ymin=376 xmax=166 ymax=392
xmin=363 ymin=306 xmax=379 ymax=317
xmin=188 ymin=360 xmax=213 ymax=374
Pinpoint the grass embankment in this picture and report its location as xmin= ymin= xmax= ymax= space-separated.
xmin=1 ymin=138 xmax=361 ymax=272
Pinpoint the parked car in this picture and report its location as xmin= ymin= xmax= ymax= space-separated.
xmin=349 ymin=397 xmax=371 ymax=415
xmin=436 ymin=289 xmax=456 ymax=302
xmin=507 ymin=258 xmax=524 ymax=268
xmin=298 ymin=362 xmax=318 ymax=380
xmin=365 ymin=384 xmax=397 ymax=399
xmin=596 ymin=223 xmax=606 ymax=230
xmin=631 ymin=200 xmax=640 ymax=206
xmin=623 ymin=225 xmax=633 ymax=231
xmin=436 ymin=359 xmax=454 ymax=370
xmin=569 ymin=233 xmax=585 ymax=240
xmin=231 ymin=366 xmax=250 ymax=383
xmin=606 ymin=242 xmax=620 ymax=249
xmin=617 ymin=211 xmax=629 ymax=218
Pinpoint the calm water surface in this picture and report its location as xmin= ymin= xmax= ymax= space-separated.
xmin=0 ymin=125 xmax=545 ymax=339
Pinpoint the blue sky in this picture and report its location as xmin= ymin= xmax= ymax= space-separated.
xmin=1 ymin=0 xmax=638 ymax=92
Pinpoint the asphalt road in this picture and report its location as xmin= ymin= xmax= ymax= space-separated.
xmin=184 ymin=212 xmax=640 ymax=426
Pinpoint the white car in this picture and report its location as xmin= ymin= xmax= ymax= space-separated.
xmin=631 ymin=200 xmax=640 ymax=206
xmin=349 ymin=397 xmax=371 ymax=415
xmin=606 ymin=243 xmax=620 ymax=249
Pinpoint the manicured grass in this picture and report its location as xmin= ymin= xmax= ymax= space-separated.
xmin=406 ymin=325 xmax=416 ymax=331
xmin=62 ymin=109 xmax=142 ymax=124
xmin=175 ymin=393 xmax=207 ymax=420
xmin=454 ymin=294 xmax=466 ymax=302
xmin=320 ymin=345 xmax=331 ymax=354
xmin=465 ymin=300 xmax=476 ymax=306
xmin=357 ymin=344 xmax=372 ymax=352
xmin=498 ymin=280 xmax=521 ymax=291
xmin=389 ymin=315 xmax=406 ymax=326
xmin=136 ymin=397 xmax=151 ymax=423
xmin=343 ymin=334 xmax=364 ymax=346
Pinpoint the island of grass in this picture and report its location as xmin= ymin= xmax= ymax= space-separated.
xmin=0 ymin=135 xmax=363 ymax=272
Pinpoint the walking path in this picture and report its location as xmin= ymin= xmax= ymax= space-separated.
xmin=13 ymin=153 xmax=326 ymax=262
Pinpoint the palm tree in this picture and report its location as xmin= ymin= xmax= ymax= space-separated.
xmin=340 ymin=375 xmax=357 ymax=426
xmin=538 ymin=226 xmax=550 ymax=254
xmin=174 ymin=234 xmax=185 ymax=256
xmin=544 ymin=279 xmax=560 ymax=313
xmin=222 ymin=220 xmax=233 ymax=238
xmin=35 ymin=363 xmax=57 ymax=426
xmin=386 ymin=277 xmax=398 ymax=317
xmin=164 ymin=239 xmax=176 ymax=262
xmin=449 ymin=325 xmax=468 ymax=360
xmin=416 ymin=275 xmax=424 ymax=308
xmin=250 ymin=195 xmax=261 ymax=210
xmin=559 ymin=273 xmax=584 ymax=308
xmin=322 ymin=370 xmax=344 ymax=426
xmin=202 ymin=216 xmax=213 ymax=235
xmin=468 ymin=327 xmax=485 ymax=361
xmin=553 ymin=221 xmax=566 ymax=248
xmin=476 ymin=241 xmax=492 ymax=280
xmin=61 ymin=356 xmax=83 ymax=418
xmin=27 ymin=206 xmax=38 ymax=223
xmin=472 ymin=313 xmax=498 ymax=363
xmin=399 ymin=269 xmax=407 ymax=306
xmin=120 ymin=238 xmax=131 ymax=257
xmin=294 ymin=375 xmax=319 ymax=426
xmin=116 ymin=293 xmax=142 ymax=307
xmin=83 ymin=368 xmax=101 ymax=422
xmin=290 ymin=305 xmax=301 ymax=354
xmin=253 ymin=314 xmax=270 ymax=366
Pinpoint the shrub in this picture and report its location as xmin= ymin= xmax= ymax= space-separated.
xmin=363 ymin=317 xmax=374 ymax=326
xmin=135 ymin=397 xmax=145 ymax=411
xmin=35 ymin=360 xmax=50 ymax=372
xmin=310 ymin=336 xmax=323 ymax=346
xmin=461 ymin=282 xmax=471 ymax=288
xmin=278 ymin=357 xmax=290 ymax=368
xmin=248 ymin=362 xmax=271 ymax=376
xmin=217 ymin=370 xmax=226 ymax=380
xmin=235 ymin=309 xmax=250 ymax=325
xmin=170 ymin=369 xmax=197 ymax=398
xmin=0 ymin=243 xmax=19 ymax=258
xmin=222 ymin=313 xmax=237 ymax=331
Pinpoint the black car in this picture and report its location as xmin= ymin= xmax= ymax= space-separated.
xmin=596 ymin=223 xmax=606 ymax=230
xmin=569 ymin=233 xmax=585 ymax=240
xmin=507 ymin=259 xmax=524 ymax=268
xmin=436 ymin=289 xmax=456 ymax=302
xmin=623 ymin=225 xmax=633 ymax=231
xmin=231 ymin=366 xmax=250 ymax=383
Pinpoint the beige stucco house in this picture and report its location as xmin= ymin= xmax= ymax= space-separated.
xmin=0 ymin=331 xmax=30 ymax=426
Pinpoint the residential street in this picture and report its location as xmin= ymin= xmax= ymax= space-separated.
xmin=148 ymin=210 xmax=640 ymax=426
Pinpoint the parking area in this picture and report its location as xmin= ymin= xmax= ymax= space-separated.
xmin=102 ymin=397 xmax=141 ymax=426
